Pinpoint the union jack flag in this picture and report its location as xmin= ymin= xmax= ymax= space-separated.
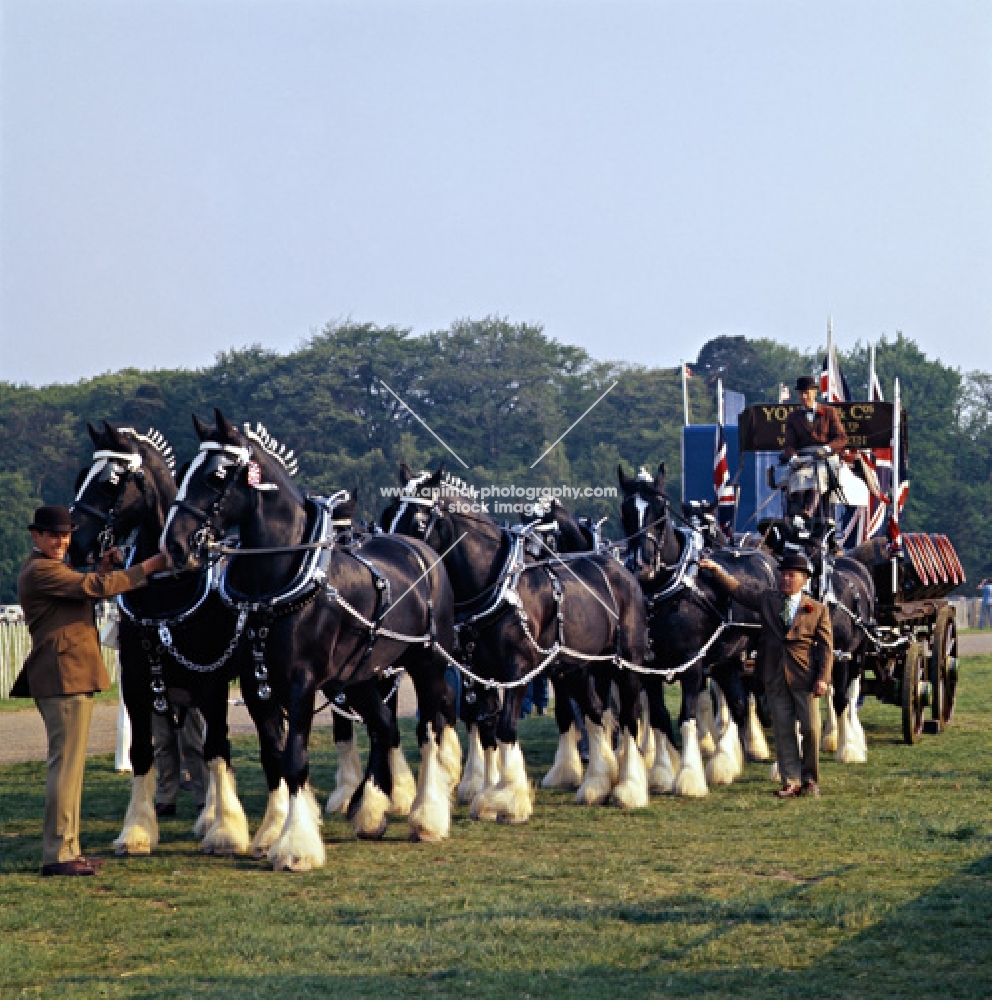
xmin=713 ymin=422 xmax=735 ymax=530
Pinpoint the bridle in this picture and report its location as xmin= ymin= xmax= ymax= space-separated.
xmin=71 ymin=449 xmax=146 ymax=558
xmin=165 ymin=440 xmax=253 ymax=561
xmin=622 ymin=489 xmax=677 ymax=579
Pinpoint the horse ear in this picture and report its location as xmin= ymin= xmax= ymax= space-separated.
xmin=87 ymin=422 xmax=102 ymax=446
xmin=618 ymin=464 xmax=634 ymax=493
xmin=192 ymin=413 xmax=211 ymax=440
xmin=655 ymin=463 xmax=666 ymax=492
xmin=399 ymin=463 xmax=413 ymax=485
xmin=214 ymin=409 xmax=238 ymax=440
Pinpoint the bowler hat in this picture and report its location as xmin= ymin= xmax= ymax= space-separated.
xmin=795 ymin=376 xmax=818 ymax=392
xmin=779 ymin=552 xmax=813 ymax=576
xmin=28 ymin=505 xmax=76 ymax=533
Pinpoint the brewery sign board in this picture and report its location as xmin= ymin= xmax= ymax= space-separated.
xmin=737 ymin=402 xmax=908 ymax=456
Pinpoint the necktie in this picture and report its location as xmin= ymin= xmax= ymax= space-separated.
xmin=781 ymin=599 xmax=793 ymax=629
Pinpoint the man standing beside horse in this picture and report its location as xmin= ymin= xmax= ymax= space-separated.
xmin=698 ymin=552 xmax=833 ymax=798
xmin=12 ymin=505 xmax=169 ymax=876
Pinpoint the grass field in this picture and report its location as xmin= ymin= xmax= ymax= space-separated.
xmin=2 ymin=659 xmax=990 ymax=999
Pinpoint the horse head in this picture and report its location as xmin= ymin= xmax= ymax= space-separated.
xmin=162 ymin=408 xmax=301 ymax=571
xmin=382 ymin=464 xmax=447 ymax=542
xmin=617 ymin=462 xmax=677 ymax=582
xmin=69 ymin=421 xmax=176 ymax=567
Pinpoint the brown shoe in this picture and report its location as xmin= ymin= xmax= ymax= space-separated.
xmin=774 ymin=783 xmax=802 ymax=799
xmin=78 ymin=855 xmax=106 ymax=870
xmin=41 ymin=858 xmax=96 ymax=877
xmin=801 ymin=781 xmax=821 ymax=797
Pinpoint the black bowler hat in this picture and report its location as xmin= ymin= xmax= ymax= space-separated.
xmin=795 ymin=375 xmax=818 ymax=392
xmin=780 ymin=552 xmax=813 ymax=576
xmin=28 ymin=505 xmax=76 ymax=533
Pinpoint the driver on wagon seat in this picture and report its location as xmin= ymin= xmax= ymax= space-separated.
xmin=781 ymin=375 xmax=848 ymax=462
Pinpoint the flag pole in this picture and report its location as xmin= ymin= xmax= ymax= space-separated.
xmin=716 ymin=377 xmax=724 ymax=426
xmin=869 ymin=343 xmax=876 ymax=402
xmin=890 ymin=377 xmax=902 ymax=595
xmin=825 ymin=316 xmax=834 ymax=401
xmin=682 ymin=361 xmax=690 ymax=426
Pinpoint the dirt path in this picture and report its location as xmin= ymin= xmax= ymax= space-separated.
xmin=4 ymin=636 xmax=991 ymax=765
xmin=0 ymin=675 xmax=418 ymax=765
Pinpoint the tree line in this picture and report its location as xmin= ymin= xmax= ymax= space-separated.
xmin=1 ymin=319 xmax=989 ymax=601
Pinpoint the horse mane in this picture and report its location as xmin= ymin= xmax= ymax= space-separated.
xmin=242 ymin=422 xmax=299 ymax=477
xmin=115 ymin=426 xmax=176 ymax=472
xmin=402 ymin=469 xmax=476 ymax=501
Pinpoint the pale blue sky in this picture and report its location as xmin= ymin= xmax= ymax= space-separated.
xmin=2 ymin=0 xmax=990 ymax=387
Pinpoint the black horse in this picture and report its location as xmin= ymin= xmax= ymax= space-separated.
xmin=619 ymin=463 xmax=778 ymax=796
xmin=383 ymin=466 xmax=650 ymax=820
xmin=162 ymin=411 xmax=460 ymax=869
xmin=68 ymin=422 xmax=287 ymax=857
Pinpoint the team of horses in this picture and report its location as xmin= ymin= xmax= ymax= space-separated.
xmin=68 ymin=412 xmax=877 ymax=871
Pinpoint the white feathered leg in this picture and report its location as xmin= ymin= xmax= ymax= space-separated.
xmin=408 ymin=724 xmax=452 ymax=842
xmin=706 ymin=684 xmax=743 ymax=786
xmin=193 ymin=763 xmax=217 ymax=838
xmin=541 ymin=724 xmax=584 ymax=789
xmin=269 ymin=786 xmax=325 ymax=871
xmin=697 ymin=683 xmax=717 ymax=758
xmin=113 ymin=766 xmax=159 ymax=855
xmin=744 ymin=693 xmax=771 ymax=762
xmin=388 ymin=745 xmax=417 ymax=815
xmin=349 ymin=778 xmax=390 ymax=840
xmin=325 ymin=737 xmax=364 ymax=815
xmin=468 ymin=743 xmax=503 ymax=821
xmin=115 ymin=699 xmax=132 ymax=773
xmin=836 ymin=676 xmax=868 ymax=763
xmin=612 ymin=728 xmax=649 ymax=809
xmin=674 ymin=719 xmax=708 ymax=797
xmin=199 ymin=758 xmax=251 ymax=855
xmin=251 ymin=780 xmax=290 ymax=858
xmin=821 ymin=684 xmax=839 ymax=753
xmin=576 ymin=719 xmax=615 ymax=806
xmin=457 ymin=725 xmax=486 ymax=804
xmin=484 ymin=741 xmax=533 ymax=824
xmin=648 ymin=730 xmax=679 ymax=793
xmin=438 ymin=725 xmax=463 ymax=790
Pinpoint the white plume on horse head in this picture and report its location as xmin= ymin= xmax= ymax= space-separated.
xmin=117 ymin=426 xmax=176 ymax=472
xmin=243 ymin=422 xmax=299 ymax=477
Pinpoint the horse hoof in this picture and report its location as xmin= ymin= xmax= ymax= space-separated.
xmin=355 ymin=820 xmax=388 ymax=841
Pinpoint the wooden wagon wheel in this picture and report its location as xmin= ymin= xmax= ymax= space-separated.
xmin=928 ymin=607 xmax=950 ymax=733
xmin=938 ymin=611 xmax=959 ymax=725
xmin=901 ymin=640 xmax=927 ymax=745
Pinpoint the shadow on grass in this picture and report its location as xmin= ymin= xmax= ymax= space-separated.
xmin=26 ymin=855 xmax=990 ymax=1000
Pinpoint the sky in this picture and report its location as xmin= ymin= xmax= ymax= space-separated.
xmin=2 ymin=0 xmax=991 ymax=388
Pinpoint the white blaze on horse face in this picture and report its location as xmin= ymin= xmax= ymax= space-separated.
xmin=159 ymin=441 xmax=248 ymax=552
xmin=75 ymin=449 xmax=143 ymax=503
xmin=634 ymin=495 xmax=648 ymax=528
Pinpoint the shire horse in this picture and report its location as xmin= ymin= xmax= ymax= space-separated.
xmin=383 ymin=466 xmax=650 ymax=821
xmin=68 ymin=422 xmax=287 ymax=857
xmin=162 ymin=411 xmax=460 ymax=869
xmin=619 ymin=463 xmax=778 ymax=796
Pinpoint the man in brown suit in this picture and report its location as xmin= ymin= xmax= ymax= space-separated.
xmin=781 ymin=375 xmax=849 ymax=460
xmin=13 ymin=505 xmax=168 ymax=876
xmin=699 ymin=552 xmax=833 ymax=797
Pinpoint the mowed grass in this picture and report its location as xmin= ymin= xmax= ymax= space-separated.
xmin=2 ymin=661 xmax=990 ymax=1000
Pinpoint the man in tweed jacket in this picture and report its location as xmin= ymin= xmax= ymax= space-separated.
xmin=13 ymin=505 xmax=168 ymax=876
xmin=699 ymin=551 xmax=833 ymax=797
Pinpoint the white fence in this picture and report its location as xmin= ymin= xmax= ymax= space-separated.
xmin=0 ymin=606 xmax=120 ymax=699
xmin=948 ymin=598 xmax=989 ymax=630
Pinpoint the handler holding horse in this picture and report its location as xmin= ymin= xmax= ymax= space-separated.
xmin=12 ymin=505 xmax=168 ymax=875
xmin=699 ymin=552 xmax=833 ymax=798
